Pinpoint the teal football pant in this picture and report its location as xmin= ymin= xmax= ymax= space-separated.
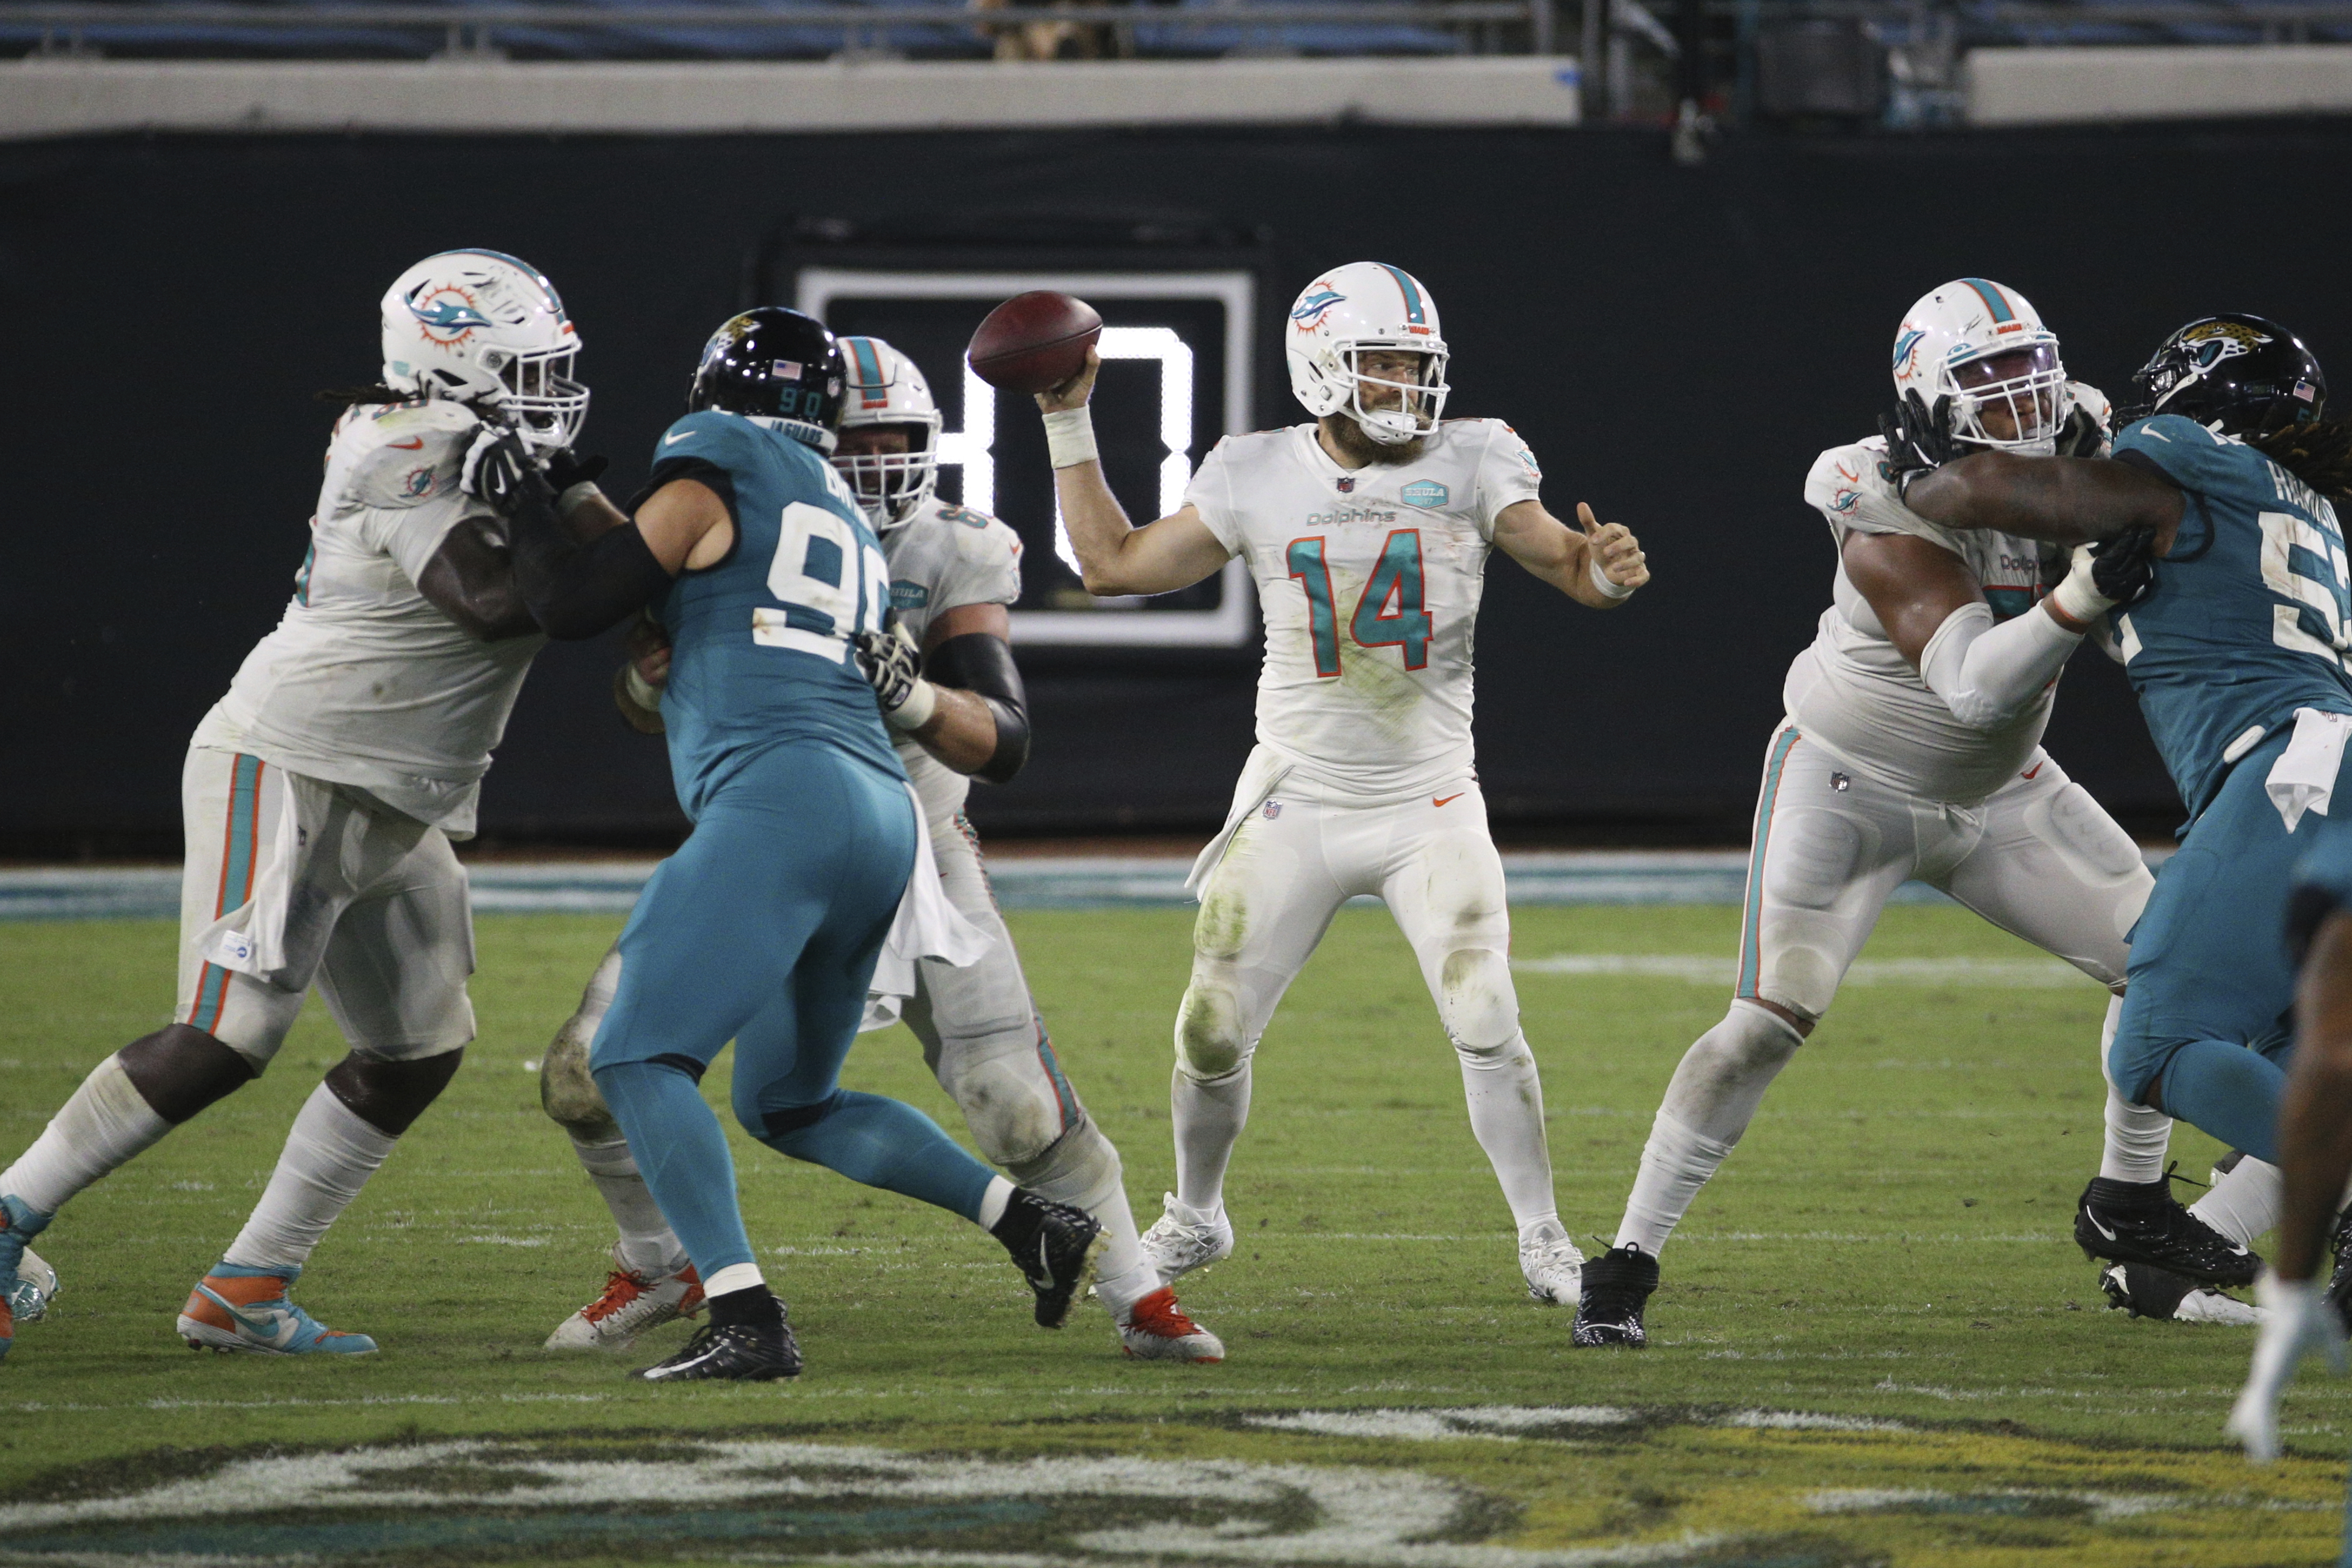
xmin=589 ymin=741 xmax=996 ymax=1281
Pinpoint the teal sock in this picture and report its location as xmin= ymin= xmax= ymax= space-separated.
xmin=758 ymin=1090 xmax=997 ymax=1221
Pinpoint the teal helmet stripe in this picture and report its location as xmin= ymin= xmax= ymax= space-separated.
xmin=1374 ymin=263 xmax=1426 ymax=325
xmin=1959 ymin=278 xmax=2016 ymax=324
xmin=846 ymin=336 xmax=887 ymax=406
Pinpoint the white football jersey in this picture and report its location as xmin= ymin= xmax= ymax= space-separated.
xmin=1186 ymin=419 xmax=1543 ymax=801
xmin=192 ymin=400 xmax=544 ymax=837
xmin=1784 ymin=435 xmax=2060 ymax=804
xmin=881 ymin=497 xmax=1025 ymax=823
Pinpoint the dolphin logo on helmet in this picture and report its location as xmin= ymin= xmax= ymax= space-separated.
xmin=379 ymin=250 xmax=588 ymax=453
xmin=1888 ymin=278 xmax=2067 ymax=456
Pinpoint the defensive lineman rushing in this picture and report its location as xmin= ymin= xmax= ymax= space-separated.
xmin=1574 ymin=281 xmax=2277 ymax=1350
xmin=0 ymin=250 xmax=593 ymax=1358
xmin=536 ymin=335 xmax=1221 ymax=1362
xmin=1031 ymin=262 xmax=1650 ymax=1306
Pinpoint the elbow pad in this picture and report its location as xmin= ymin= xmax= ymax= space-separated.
xmin=1917 ymin=599 xmax=2082 ymax=731
xmin=927 ymin=631 xmax=1031 ymax=784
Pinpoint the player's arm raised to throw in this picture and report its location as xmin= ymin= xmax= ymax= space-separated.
xmin=1905 ymin=453 xmax=2184 ymax=551
xmin=1037 ymin=349 xmax=1232 ymax=597
xmin=1490 ymin=499 xmax=1650 ymax=609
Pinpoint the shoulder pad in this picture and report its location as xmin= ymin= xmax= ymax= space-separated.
xmin=1804 ymin=440 xmax=1893 ymax=514
xmin=333 ymin=400 xmax=479 ymax=511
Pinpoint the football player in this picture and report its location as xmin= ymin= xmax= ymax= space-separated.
xmin=0 ymin=250 xmax=596 ymax=1359
xmin=1574 ymin=281 xmax=2276 ymax=1349
xmin=1897 ymin=315 xmax=2352 ymax=1244
xmin=1027 ymin=262 xmax=1649 ymax=1307
xmin=536 ymin=336 xmax=1220 ymax=1363
xmin=481 ymin=309 xmax=1104 ymax=1382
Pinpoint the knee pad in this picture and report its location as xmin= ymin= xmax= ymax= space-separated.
xmin=1435 ymin=948 xmax=1519 ymax=1055
xmin=940 ymin=1033 xmax=1068 ymax=1168
xmin=1174 ymin=972 xmax=1252 ymax=1084
xmin=539 ymin=1025 xmax=617 ymax=1142
xmin=1007 ymin=1111 xmax=1124 ymax=1208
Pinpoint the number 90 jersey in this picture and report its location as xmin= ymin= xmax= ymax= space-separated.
xmin=2109 ymin=413 xmax=2352 ymax=820
xmin=644 ymin=410 xmax=905 ymax=820
xmin=1185 ymin=419 xmax=1544 ymax=801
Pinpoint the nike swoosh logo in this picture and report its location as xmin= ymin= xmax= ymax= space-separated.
xmin=388 ymin=439 xmax=425 ymax=450
xmin=2086 ymin=1215 xmax=2117 ymax=1241
xmin=664 ymin=431 xmax=696 ymax=446
xmin=196 ymin=1284 xmax=295 ymax=1346
xmin=1027 ymin=1235 xmax=1057 ymax=1292
xmin=1434 ymin=794 xmax=1464 ymax=807
xmin=2022 ymin=763 xmax=2044 ymax=780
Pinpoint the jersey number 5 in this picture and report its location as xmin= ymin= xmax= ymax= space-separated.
xmin=1286 ymin=530 xmax=1432 ymax=678
xmin=2259 ymin=510 xmax=2352 ymax=674
xmin=754 ymin=501 xmax=887 ymax=661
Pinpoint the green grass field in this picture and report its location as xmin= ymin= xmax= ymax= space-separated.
xmin=2 ymin=903 xmax=2347 ymax=1566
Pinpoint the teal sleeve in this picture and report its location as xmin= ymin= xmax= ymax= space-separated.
xmin=2113 ymin=414 xmax=2274 ymax=508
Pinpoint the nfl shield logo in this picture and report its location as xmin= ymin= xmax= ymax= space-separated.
xmin=1262 ymin=801 xmax=1282 ymax=819
xmin=1336 ymin=477 xmax=1355 ymax=493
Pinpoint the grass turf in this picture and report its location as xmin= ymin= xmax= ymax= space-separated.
xmin=2 ymin=904 xmax=2347 ymax=1565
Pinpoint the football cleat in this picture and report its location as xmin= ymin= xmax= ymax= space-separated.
xmin=11 ymin=1248 xmax=58 ymax=1326
xmin=639 ymin=1317 xmax=801 ymax=1383
xmin=2324 ymin=1206 xmax=2352 ymax=1333
xmin=1117 ymin=1286 xmax=1225 ymax=1363
xmin=991 ymin=1189 xmax=1104 ymax=1329
xmin=0 ymin=1195 xmax=56 ymax=1364
xmin=178 ymin=1263 xmax=378 ymax=1356
xmin=545 ymin=1246 xmax=704 ymax=1352
xmin=1520 ymin=1222 xmax=1587 ymax=1306
xmin=1138 ymin=1193 xmax=1235 ymax=1286
xmin=2100 ymin=1262 xmax=2263 ymax=1325
xmin=1571 ymin=1244 xmax=1659 ymax=1349
xmin=2074 ymin=1176 xmax=2259 ymax=1286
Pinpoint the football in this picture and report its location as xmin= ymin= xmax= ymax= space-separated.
xmin=967 ymin=290 xmax=1102 ymax=393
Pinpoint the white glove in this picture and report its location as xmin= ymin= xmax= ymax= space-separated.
xmin=851 ymin=620 xmax=938 ymax=732
xmin=2047 ymin=544 xmax=2118 ymax=629
xmin=2227 ymin=1271 xmax=2347 ymax=1462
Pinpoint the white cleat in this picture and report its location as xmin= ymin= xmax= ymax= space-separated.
xmin=1117 ymin=1286 xmax=1225 ymax=1363
xmin=1138 ymin=1194 xmax=1234 ymax=1286
xmin=544 ymin=1246 xmax=706 ymax=1352
xmin=1521 ymin=1223 xmax=1586 ymax=1306
xmin=2100 ymin=1262 xmax=2264 ymax=1325
xmin=10 ymin=1247 xmax=57 ymax=1325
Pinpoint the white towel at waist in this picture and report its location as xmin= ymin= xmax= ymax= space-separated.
xmin=2267 ymin=708 xmax=2352 ymax=833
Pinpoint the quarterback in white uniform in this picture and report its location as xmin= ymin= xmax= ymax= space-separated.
xmin=535 ymin=336 xmax=1222 ymax=1362
xmin=1031 ymin=262 xmax=1651 ymax=1307
xmin=1572 ymin=279 xmax=2278 ymax=1349
xmin=0 ymin=250 xmax=612 ymax=1360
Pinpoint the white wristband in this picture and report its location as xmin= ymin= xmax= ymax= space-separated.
xmin=1588 ymin=551 xmax=1636 ymax=601
xmin=622 ymin=664 xmax=663 ymax=711
xmin=1043 ymin=406 xmax=1099 ymax=470
xmin=557 ymin=481 xmax=605 ymax=518
xmin=2047 ymin=544 xmax=2114 ymax=629
xmin=887 ymin=677 xmax=940 ymax=732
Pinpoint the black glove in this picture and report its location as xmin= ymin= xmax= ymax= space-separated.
xmin=1878 ymin=389 xmax=1956 ymax=503
xmin=2089 ymin=525 xmax=2160 ymax=611
xmin=546 ymin=449 xmax=610 ymax=495
xmin=851 ymin=621 xmax=924 ymax=717
xmin=2054 ymin=403 xmax=2109 ymax=460
xmin=459 ymin=426 xmax=550 ymax=517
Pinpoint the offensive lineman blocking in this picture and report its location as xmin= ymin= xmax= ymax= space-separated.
xmin=1035 ymin=262 xmax=1650 ymax=1306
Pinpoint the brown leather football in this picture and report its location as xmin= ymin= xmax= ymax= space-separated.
xmin=967 ymin=291 xmax=1103 ymax=393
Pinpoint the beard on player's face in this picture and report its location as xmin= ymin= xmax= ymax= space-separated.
xmin=1323 ymin=412 xmax=1426 ymax=467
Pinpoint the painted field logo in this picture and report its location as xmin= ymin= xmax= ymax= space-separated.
xmin=1401 ymin=480 xmax=1448 ymax=509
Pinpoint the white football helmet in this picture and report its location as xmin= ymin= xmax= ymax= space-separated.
xmin=379 ymin=249 xmax=587 ymax=452
xmin=1890 ymin=278 xmax=2067 ymax=456
xmin=1285 ymin=261 xmax=1450 ymax=446
xmin=833 ymin=335 xmax=942 ymax=533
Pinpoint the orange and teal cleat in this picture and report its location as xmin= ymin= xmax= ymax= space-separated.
xmin=178 ymin=1263 xmax=378 ymax=1356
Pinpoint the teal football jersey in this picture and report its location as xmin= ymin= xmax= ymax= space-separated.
xmin=646 ymin=410 xmax=904 ymax=818
xmin=2110 ymin=413 xmax=2352 ymax=818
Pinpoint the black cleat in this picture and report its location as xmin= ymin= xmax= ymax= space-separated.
xmin=2324 ymin=1208 xmax=2352 ymax=1334
xmin=639 ymin=1316 xmax=801 ymax=1383
xmin=1571 ymin=1245 xmax=1659 ymax=1348
xmin=991 ymin=1189 xmax=1104 ymax=1328
xmin=2073 ymin=1176 xmax=2258 ymax=1287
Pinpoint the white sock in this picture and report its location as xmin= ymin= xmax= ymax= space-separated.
xmin=1456 ymin=1031 xmax=1559 ymax=1232
xmin=569 ymin=1134 xmax=688 ymax=1278
xmin=975 ymin=1175 xmax=1015 ymax=1232
xmin=1 ymin=1054 xmax=173 ymax=1216
xmin=1612 ymin=1001 xmax=1803 ymax=1256
xmin=2097 ymin=994 xmax=2171 ymax=1183
xmin=1172 ymin=1063 xmax=1250 ymax=1215
xmin=1007 ymin=1115 xmax=1154 ymax=1316
xmin=2190 ymin=1157 xmax=2282 ymax=1249
xmin=222 ymin=1084 xmax=397 ymax=1271
xmin=704 ymin=1262 xmax=763 ymax=1296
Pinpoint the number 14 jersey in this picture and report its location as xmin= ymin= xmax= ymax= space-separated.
xmin=1184 ymin=419 xmax=1544 ymax=801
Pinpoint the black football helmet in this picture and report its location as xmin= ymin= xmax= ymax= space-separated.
xmin=687 ymin=307 xmax=848 ymax=452
xmin=2126 ymin=313 xmax=2326 ymax=438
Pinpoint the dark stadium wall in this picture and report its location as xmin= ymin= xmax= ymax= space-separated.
xmin=9 ymin=119 xmax=2348 ymax=850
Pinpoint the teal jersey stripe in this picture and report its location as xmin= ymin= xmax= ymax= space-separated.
xmin=191 ymin=754 xmax=265 ymax=1032
xmin=1959 ymin=278 xmax=2016 ymax=323
xmin=1375 ymin=263 xmax=1426 ymax=325
xmin=1736 ymin=729 xmax=1803 ymax=1000
xmin=1032 ymin=1021 xmax=1081 ymax=1133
